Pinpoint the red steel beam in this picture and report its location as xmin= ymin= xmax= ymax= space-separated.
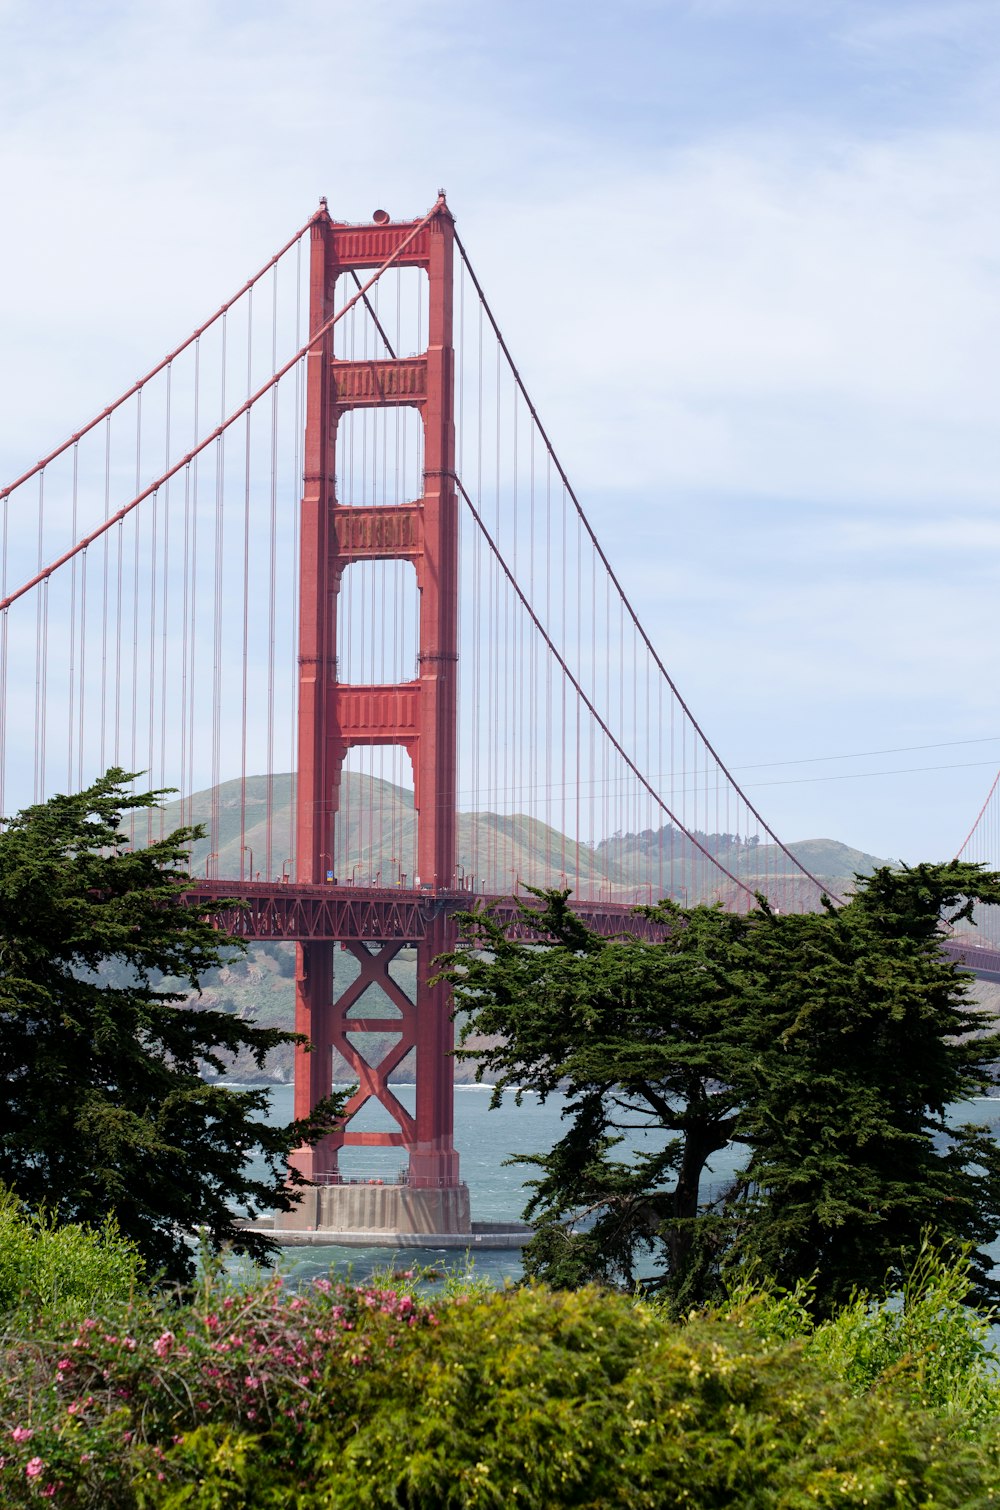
xmin=182 ymin=880 xmax=670 ymax=944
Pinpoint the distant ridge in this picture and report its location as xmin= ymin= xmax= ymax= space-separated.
xmin=153 ymin=773 xmax=886 ymax=903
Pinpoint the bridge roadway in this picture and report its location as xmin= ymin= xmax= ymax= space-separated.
xmin=180 ymin=880 xmax=1000 ymax=981
xmin=179 ymin=880 xmax=668 ymax=945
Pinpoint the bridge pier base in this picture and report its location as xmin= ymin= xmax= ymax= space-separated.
xmin=277 ymin=1180 xmax=471 ymax=1236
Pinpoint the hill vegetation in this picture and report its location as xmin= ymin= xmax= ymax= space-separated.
xmin=159 ymin=772 xmax=885 ymax=901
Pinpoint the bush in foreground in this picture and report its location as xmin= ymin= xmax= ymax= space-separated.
xmin=726 ymin=1241 xmax=1000 ymax=1432
xmin=0 ymin=1189 xmax=144 ymax=1320
xmin=1 ymin=1270 xmax=999 ymax=1507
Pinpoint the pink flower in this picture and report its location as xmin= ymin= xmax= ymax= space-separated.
xmin=25 ymin=1458 xmax=44 ymax=1479
xmin=56 ymin=1358 xmax=72 ymax=1373
xmin=11 ymin=1428 xmax=33 ymax=1444
xmin=313 ymin=1277 xmax=331 ymax=1293
xmin=152 ymin=1331 xmax=174 ymax=1359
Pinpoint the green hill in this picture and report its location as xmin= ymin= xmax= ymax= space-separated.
xmin=153 ymin=771 xmax=884 ymax=904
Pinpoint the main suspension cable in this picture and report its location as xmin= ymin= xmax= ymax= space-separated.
xmin=452 ymin=227 xmax=836 ymax=905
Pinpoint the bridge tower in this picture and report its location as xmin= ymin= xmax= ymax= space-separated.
xmin=286 ymin=198 xmax=466 ymax=1232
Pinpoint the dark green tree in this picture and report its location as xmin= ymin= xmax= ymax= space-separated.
xmin=441 ymin=890 xmax=753 ymax=1301
xmin=440 ymin=866 xmax=1000 ymax=1310
xmin=0 ymin=769 xmax=344 ymax=1284
xmin=730 ymin=866 xmax=1000 ymax=1310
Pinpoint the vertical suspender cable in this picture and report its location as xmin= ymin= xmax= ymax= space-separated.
xmin=100 ymin=418 xmax=111 ymax=774
xmin=290 ymin=240 xmax=303 ymax=878
xmin=34 ymin=473 xmax=45 ymax=801
xmin=240 ymin=291 xmax=253 ymax=877
xmin=67 ymin=443 xmax=79 ymax=789
xmin=158 ymin=364 xmax=173 ymax=839
xmin=210 ymin=314 xmax=227 ymax=875
xmin=129 ymin=390 xmax=142 ymax=840
xmin=266 ymin=266 xmax=279 ymax=881
xmin=190 ymin=339 xmax=205 ymax=833
xmin=0 ymin=496 xmax=7 ymax=813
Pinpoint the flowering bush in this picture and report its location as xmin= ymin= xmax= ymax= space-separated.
xmin=0 ymin=1273 xmax=436 ymax=1506
xmin=0 ymin=1273 xmax=998 ymax=1506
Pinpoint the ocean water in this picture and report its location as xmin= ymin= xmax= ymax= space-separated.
xmin=252 ymin=1084 xmax=1000 ymax=1288
xmin=262 ymin=1083 xmax=600 ymax=1287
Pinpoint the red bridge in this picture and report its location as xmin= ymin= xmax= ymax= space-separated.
xmin=2 ymin=194 xmax=997 ymax=1232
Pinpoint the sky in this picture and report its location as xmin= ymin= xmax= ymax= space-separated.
xmin=1 ymin=0 xmax=999 ymax=864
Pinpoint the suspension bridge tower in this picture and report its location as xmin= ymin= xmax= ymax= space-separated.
xmin=283 ymin=197 xmax=469 ymax=1236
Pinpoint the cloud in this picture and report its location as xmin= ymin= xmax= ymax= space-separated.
xmin=463 ymin=129 xmax=1000 ymax=508
xmin=838 ymin=0 xmax=1000 ymax=52
xmin=1 ymin=0 xmax=998 ymax=865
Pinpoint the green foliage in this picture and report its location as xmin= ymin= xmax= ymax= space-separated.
xmin=807 ymin=1242 xmax=999 ymax=1428
xmin=0 ymin=1188 xmax=144 ymax=1318
xmin=721 ymin=1243 xmax=1000 ymax=1442
xmin=364 ymin=1253 xmax=500 ymax=1303
xmin=0 ymin=1275 xmax=999 ymax=1506
xmin=0 ymin=769 xmax=348 ymax=1284
xmin=726 ymin=865 xmax=1000 ymax=1311
xmin=441 ymin=890 xmax=751 ymax=1297
xmin=440 ymin=866 xmax=1000 ymax=1311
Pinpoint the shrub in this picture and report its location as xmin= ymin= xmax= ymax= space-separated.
xmin=725 ymin=1241 xmax=1000 ymax=1429
xmin=0 ymin=1189 xmax=144 ymax=1319
xmin=291 ymin=1286 xmax=1000 ymax=1509
xmin=0 ymin=1272 xmax=437 ymax=1506
xmin=0 ymin=1275 xmax=998 ymax=1506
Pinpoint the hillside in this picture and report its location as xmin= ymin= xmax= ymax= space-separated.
xmin=156 ymin=771 xmax=884 ymax=902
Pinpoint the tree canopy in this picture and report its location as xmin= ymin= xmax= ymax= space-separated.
xmin=0 ymin=769 xmax=343 ymax=1283
xmin=440 ymin=865 xmax=1000 ymax=1311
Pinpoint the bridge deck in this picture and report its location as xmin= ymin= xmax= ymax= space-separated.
xmin=181 ymin=880 xmax=668 ymax=944
xmin=180 ymin=880 xmax=1000 ymax=979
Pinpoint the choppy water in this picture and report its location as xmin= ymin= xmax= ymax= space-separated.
xmin=249 ymin=1084 xmax=1000 ymax=1288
